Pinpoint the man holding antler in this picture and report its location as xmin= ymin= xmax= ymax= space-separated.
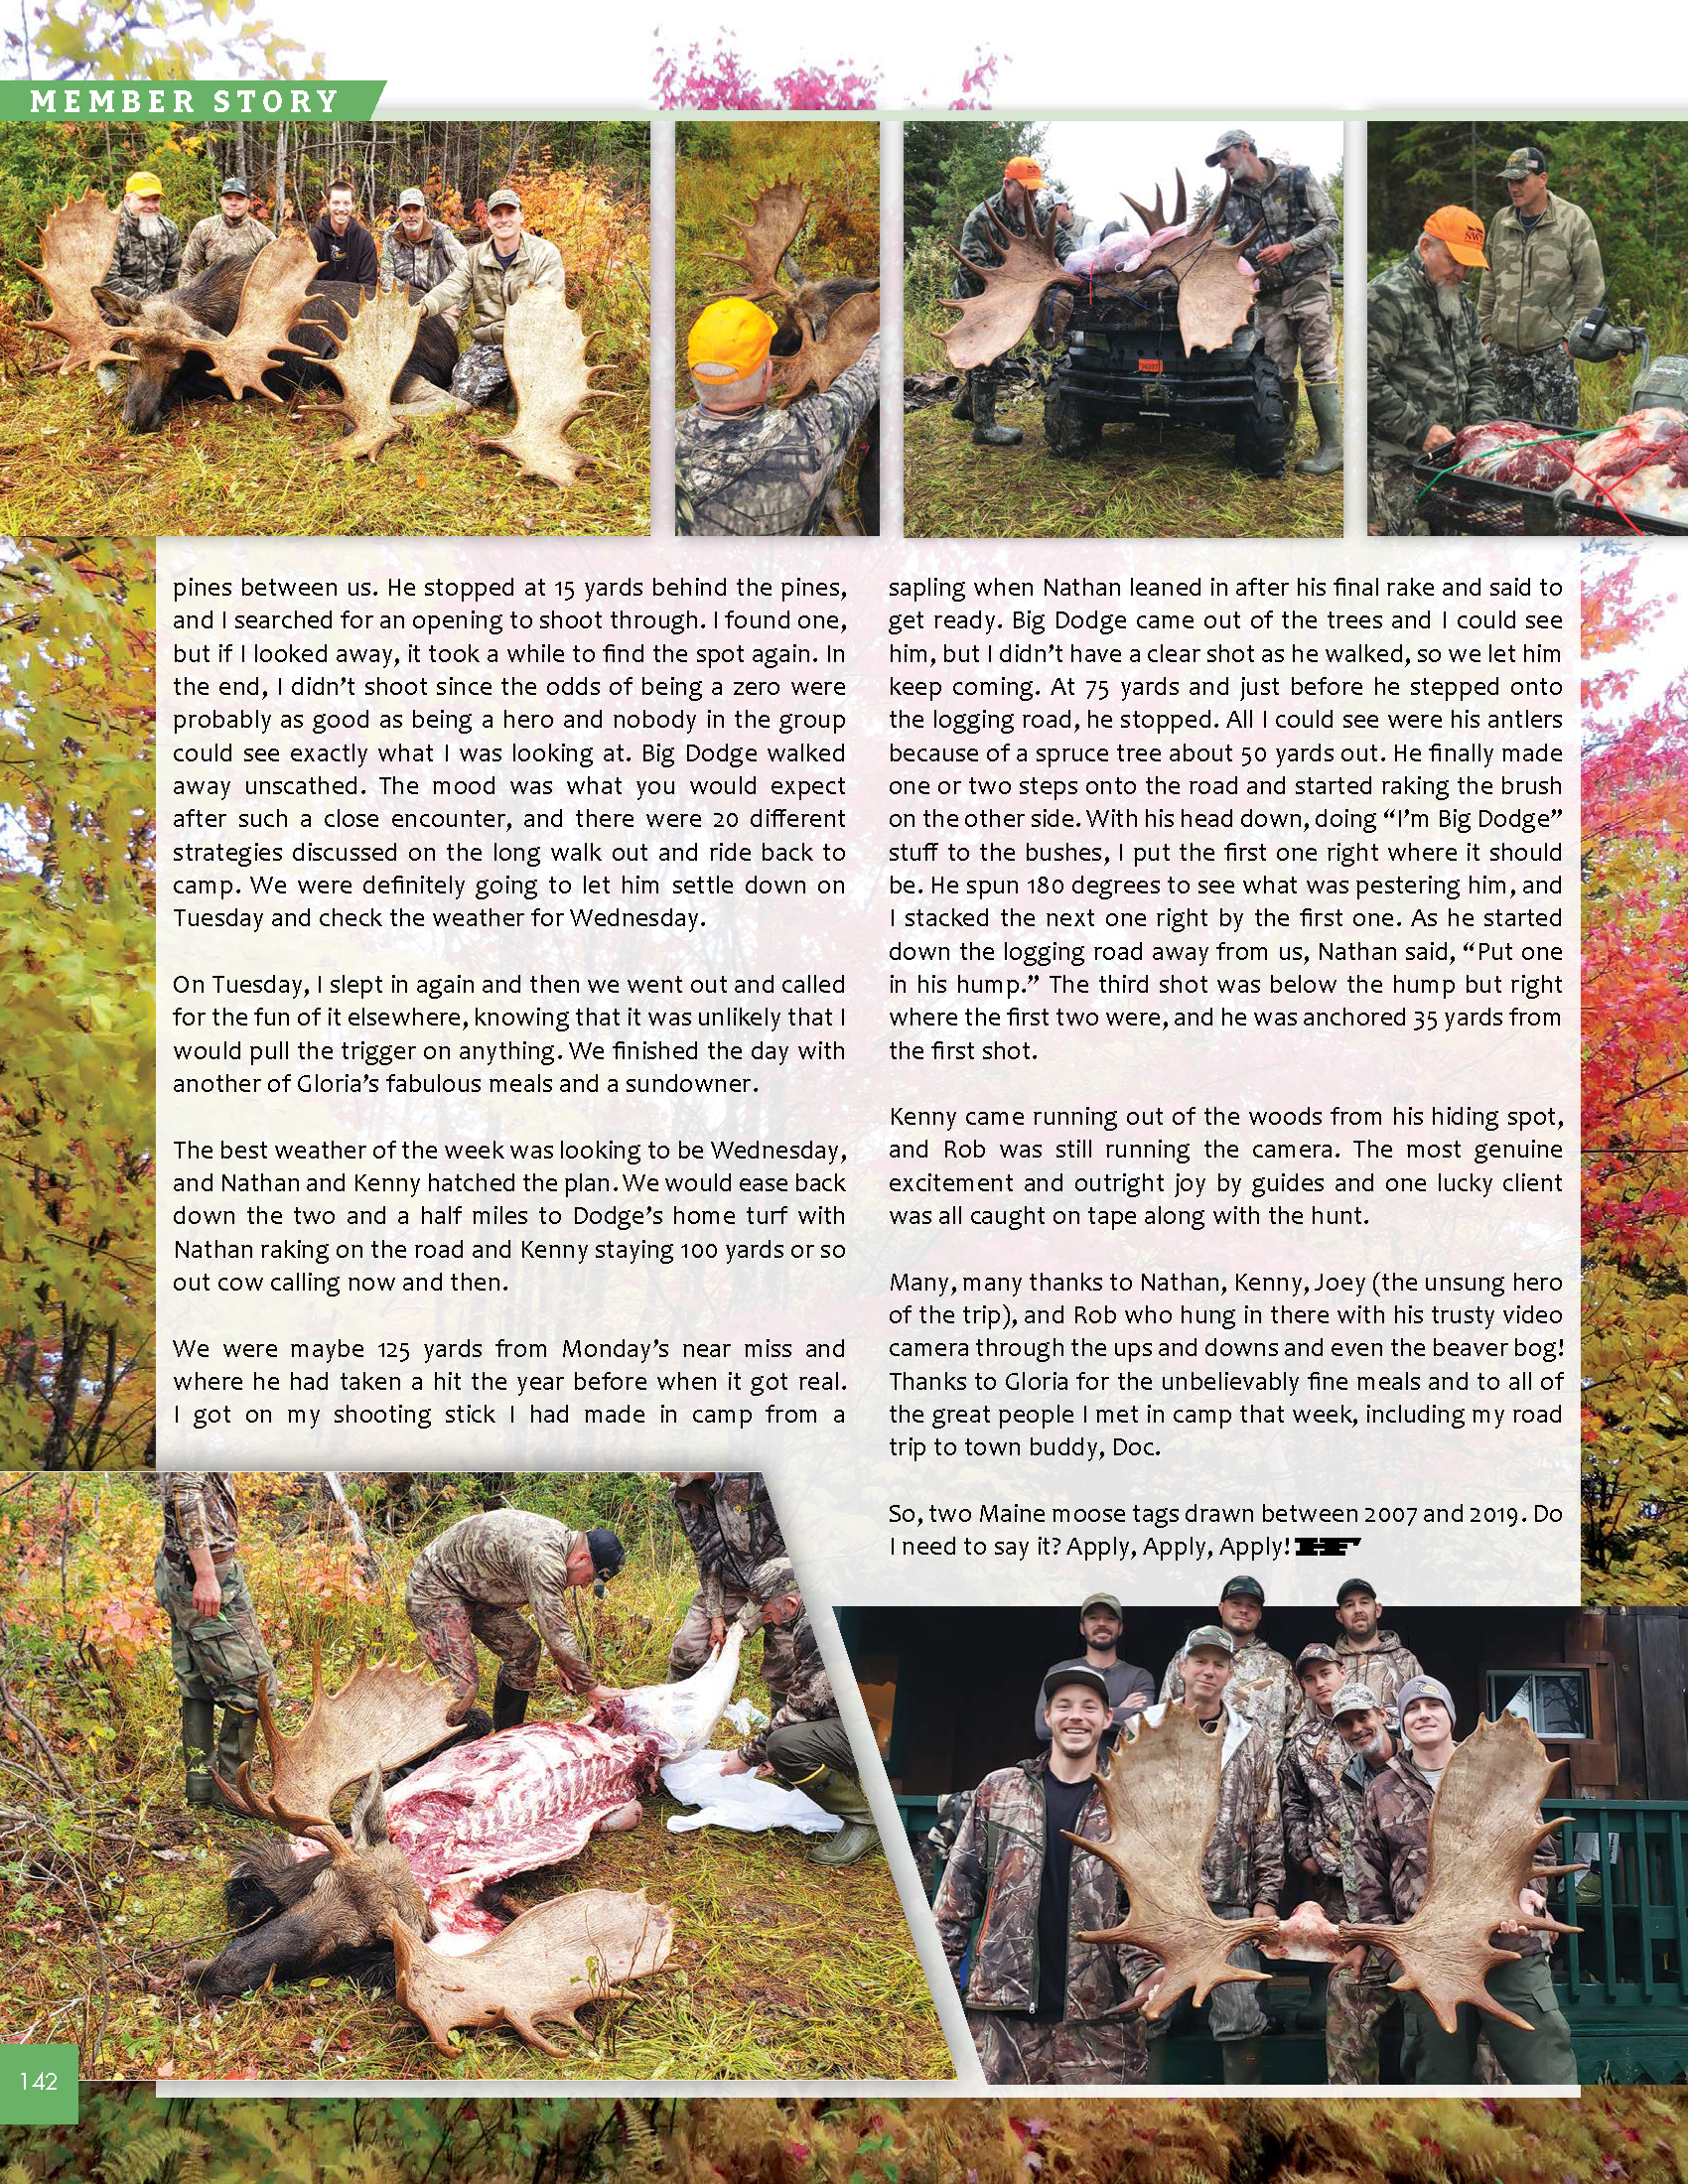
xmin=1351 ymin=1678 xmax=1577 ymax=2083
xmin=950 ymin=155 xmax=1074 ymax=449
xmin=154 ymin=1473 xmax=276 ymax=1808
xmin=934 ymin=1664 xmax=1158 ymax=2083
xmin=419 ymin=189 xmax=565 ymax=410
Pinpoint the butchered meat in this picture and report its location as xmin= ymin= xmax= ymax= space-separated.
xmin=1569 ymin=408 xmax=1688 ymax=524
xmin=1442 ymin=421 xmax=1576 ymax=489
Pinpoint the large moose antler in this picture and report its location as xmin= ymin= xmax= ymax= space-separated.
xmin=1115 ymin=173 xmax=1263 ymax=355
xmin=20 ymin=189 xmax=126 ymax=372
xmin=773 ymin=285 xmax=880 ymax=400
xmin=210 ymin=1641 xmax=461 ymax=1821
xmin=1340 ymin=1712 xmax=1584 ymax=2034
xmin=707 ymin=179 xmax=809 ymax=300
xmin=385 ymin=1888 xmax=674 ymax=2055
xmin=1064 ymin=1705 xmax=1278 ymax=2015
xmin=199 ymin=228 xmax=323 ymax=400
xmin=475 ymin=282 xmax=604 ymax=490
xmin=940 ymin=194 xmax=1082 ymax=373
xmin=314 ymin=285 xmax=424 ymax=459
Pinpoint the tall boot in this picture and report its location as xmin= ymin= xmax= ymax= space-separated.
xmin=799 ymin=1767 xmax=880 ymax=1864
xmin=950 ymin=376 xmax=975 ymax=422
xmin=492 ymin=1681 xmax=530 ymax=1731
xmin=1281 ymin=377 xmax=1300 ymax=435
xmin=182 ymin=1699 xmax=215 ymax=1807
xmin=214 ymin=1706 xmax=258 ymax=1806
xmin=1298 ymin=382 xmax=1343 ymax=474
xmin=1220 ymin=2038 xmax=1265 ymax=2084
xmin=971 ymin=376 xmax=1022 ymax=449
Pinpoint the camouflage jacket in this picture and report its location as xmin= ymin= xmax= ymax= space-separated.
xmin=180 ymin=213 xmax=276 ymax=282
xmin=161 ymin=1473 xmax=240 ymax=1564
xmin=1219 ymin=160 xmax=1337 ymax=291
xmin=1333 ymin=1629 xmax=1422 ymax=1721
xmin=952 ymin=189 xmax=1075 ymax=300
xmin=1161 ymin=1635 xmax=1302 ymax=1760
xmin=1133 ymin=1702 xmax=1285 ymax=1911
xmin=103 ymin=206 xmax=182 ymax=302
xmin=409 ymin=1509 xmax=590 ymax=1690
xmin=932 ymin=1751 xmax=1159 ymax=2017
xmin=1352 ymin=1746 xmax=1553 ymax=1957
xmin=675 ymin=336 xmax=879 ymax=539
xmin=738 ymin=1609 xmax=834 ymax=1766
xmin=380 ymin=218 xmax=468 ymax=297
xmin=422 ymin=230 xmax=564 ymax=346
xmin=671 ymin=1473 xmax=783 ymax=1616
xmin=1477 ymin=194 xmax=1604 ymax=354
xmin=1279 ymin=1709 xmax=1351 ymax=1879
xmin=1367 ymin=250 xmax=1501 ymax=456
xmin=1335 ymin=1745 xmax=1391 ymax=1916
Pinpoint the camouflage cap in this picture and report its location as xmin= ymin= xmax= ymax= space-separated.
xmin=1332 ymin=1682 xmax=1383 ymax=1719
xmin=219 ymin=176 xmax=250 ymax=197
xmin=487 ymin=188 xmax=521 ymax=212
xmin=1397 ymin=1675 xmax=1457 ymax=1727
xmin=1220 ymin=1573 xmax=1265 ymax=1604
xmin=1182 ymin=1623 xmax=1235 ymax=1658
xmin=1043 ymin=1662 xmax=1112 ymax=1707
xmin=1498 ymin=146 xmax=1548 ymax=181
xmin=748 ymin=1554 xmax=799 ymax=1603
xmin=1204 ymin=128 xmax=1256 ymax=167
xmin=1296 ymin=1642 xmax=1341 ymax=1676
xmin=397 ymin=188 xmax=427 ymax=209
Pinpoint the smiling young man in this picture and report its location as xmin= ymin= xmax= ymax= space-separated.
xmin=420 ymin=187 xmax=565 ymax=408
xmin=1351 ymin=1676 xmax=1577 ymax=2084
xmin=309 ymin=180 xmax=379 ymax=288
xmin=1332 ymin=1578 xmax=1423 ymax=1720
xmin=1033 ymin=1591 xmax=1156 ymax=1743
xmin=934 ymin=1664 xmax=1155 ymax=2084
xmin=179 ymin=176 xmax=275 ymax=281
xmin=1160 ymin=1575 xmax=1302 ymax=1759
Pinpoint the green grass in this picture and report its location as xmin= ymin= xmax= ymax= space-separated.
xmin=0 ymin=324 xmax=650 ymax=537
xmin=0 ymin=1476 xmax=947 ymax=2084
xmin=903 ymin=300 xmax=1344 ymax=541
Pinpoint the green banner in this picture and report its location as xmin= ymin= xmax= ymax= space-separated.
xmin=0 ymin=78 xmax=384 ymax=122
xmin=0 ymin=2046 xmax=78 ymax=2125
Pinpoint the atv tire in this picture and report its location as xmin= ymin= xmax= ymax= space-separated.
xmin=1044 ymin=382 xmax=1103 ymax=460
xmin=1234 ymin=351 xmax=1288 ymax=478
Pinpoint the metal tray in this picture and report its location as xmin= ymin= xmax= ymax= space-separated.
xmin=1409 ymin=455 xmax=1688 ymax=537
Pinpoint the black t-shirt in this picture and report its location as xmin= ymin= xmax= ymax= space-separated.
xmin=1036 ymin=1772 xmax=1094 ymax=2019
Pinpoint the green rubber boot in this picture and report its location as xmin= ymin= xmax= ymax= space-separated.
xmin=1298 ymin=381 xmax=1343 ymax=474
xmin=213 ymin=1706 xmax=258 ymax=1807
xmin=801 ymin=1767 xmax=880 ymax=1864
xmin=182 ymin=1699 xmax=216 ymax=1807
xmin=971 ymin=378 xmax=1022 ymax=449
xmin=950 ymin=377 xmax=974 ymax=422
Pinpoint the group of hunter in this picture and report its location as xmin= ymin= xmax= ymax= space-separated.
xmin=931 ymin=1575 xmax=1577 ymax=2088
xmin=949 ymin=130 xmax=1342 ymax=475
xmin=99 ymin=167 xmax=565 ymax=410
xmin=1367 ymin=145 xmax=1607 ymax=532
xmin=155 ymin=1471 xmax=877 ymax=1871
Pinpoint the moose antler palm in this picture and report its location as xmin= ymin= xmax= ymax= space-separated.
xmin=773 ymin=286 xmax=881 ymax=400
xmin=20 ymin=189 xmax=125 ymax=372
xmin=941 ymin=194 xmax=1081 ymax=373
xmin=1340 ymin=1712 xmax=1584 ymax=2033
xmin=315 ymin=285 xmax=427 ymax=459
xmin=475 ymin=282 xmax=605 ymax=489
xmin=1115 ymin=174 xmax=1263 ymax=354
xmin=707 ymin=179 xmax=810 ymax=300
xmin=211 ymin=1640 xmax=461 ymax=1821
xmin=1064 ymin=1705 xmax=1278 ymax=2015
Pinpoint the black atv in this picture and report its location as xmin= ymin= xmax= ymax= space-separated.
xmin=1043 ymin=283 xmax=1288 ymax=478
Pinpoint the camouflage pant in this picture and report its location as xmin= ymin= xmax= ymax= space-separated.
xmin=449 ymin=341 xmax=511 ymax=407
xmin=669 ymin=1585 xmax=796 ymax=1698
xmin=1326 ymin=1957 xmax=1395 ymax=2083
xmin=1487 ymin=341 xmax=1580 ymax=429
xmin=1401 ymin=1953 xmax=1576 ymax=2084
xmin=1367 ymin=449 xmax=1426 ymax=536
xmin=154 ymin=1553 xmax=275 ymax=1709
xmin=404 ymin=1563 xmax=542 ymax=1705
xmin=1255 ymin=271 xmax=1338 ymax=393
xmin=967 ymin=2010 xmax=1148 ymax=2086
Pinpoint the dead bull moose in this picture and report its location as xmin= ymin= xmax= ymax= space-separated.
xmin=25 ymin=191 xmax=456 ymax=434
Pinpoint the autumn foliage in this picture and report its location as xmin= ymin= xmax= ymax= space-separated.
xmin=0 ymin=541 xmax=154 ymax=1466
xmin=1581 ymin=548 xmax=1688 ymax=1596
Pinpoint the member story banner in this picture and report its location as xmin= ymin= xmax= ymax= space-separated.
xmin=0 ymin=78 xmax=383 ymax=122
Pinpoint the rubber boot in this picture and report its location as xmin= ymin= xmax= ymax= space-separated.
xmin=950 ymin=376 xmax=975 ymax=423
xmin=800 ymin=1767 xmax=880 ymax=1864
xmin=492 ymin=1682 xmax=530 ymax=1732
xmin=1282 ymin=377 xmax=1300 ymax=436
xmin=214 ymin=1706 xmax=258 ymax=1806
xmin=971 ymin=377 xmax=1022 ymax=449
xmin=1220 ymin=2038 xmax=1265 ymax=2084
xmin=182 ymin=1699 xmax=216 ymax=1807
xmin=1298 ymin=381 xmax=1343 ymax=474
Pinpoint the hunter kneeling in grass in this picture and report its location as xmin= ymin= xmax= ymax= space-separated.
xmin=417 ymin=187 xmax=564 ymax=410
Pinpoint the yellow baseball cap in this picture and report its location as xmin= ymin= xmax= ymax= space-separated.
xmin=688 ymin=298 xmax=777 ymax=379
xmin=1424 ymin=205 xmax=1488 ymax=269
xmin=126 ymin=171 xmax=164 ymax=197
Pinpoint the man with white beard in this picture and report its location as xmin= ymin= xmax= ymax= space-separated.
xmin=98 ymin=170 xmax=182 ymax=391
xmin=1366 ymin=205 xmax=1502 ymax=534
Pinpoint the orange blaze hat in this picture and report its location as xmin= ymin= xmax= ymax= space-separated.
xmin=125 ymin=171 xmax=164 ymax=198
xmin=688 ymin=297 xmax=777 ymax=379
xmin=1004 ymin=156 xmax=1045 ymax=189
xmin=1424 ymin=205 xmax=1488 ymax=269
